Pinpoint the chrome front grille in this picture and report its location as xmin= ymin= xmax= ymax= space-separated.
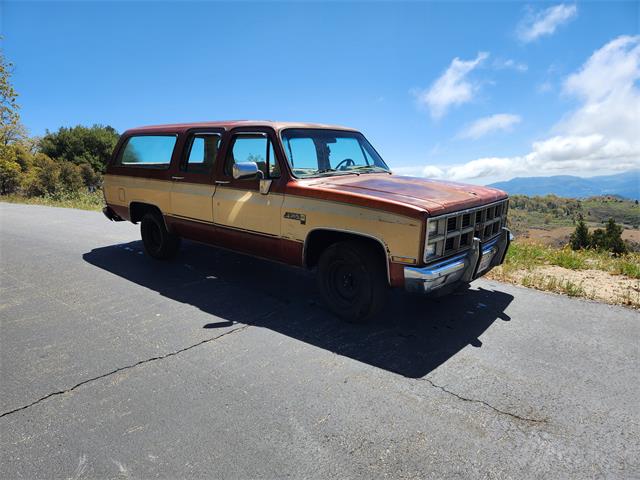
xmin=424 ymin=199 xmax=508 ymax=263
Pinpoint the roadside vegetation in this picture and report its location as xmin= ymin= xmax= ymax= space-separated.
xmin=489 ymin=230 xmax=640 ymax=308
xmin=0 ymin=191 xmax=104 ymax=210
xmin=0 ymin=124 xmax=117 ymax=208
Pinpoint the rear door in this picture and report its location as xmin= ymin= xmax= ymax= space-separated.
xmin=169 ymin=129 xmax=223 ymax=223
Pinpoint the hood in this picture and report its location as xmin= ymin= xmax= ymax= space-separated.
xmin=301 ymin=174 xmax=507 ymax=216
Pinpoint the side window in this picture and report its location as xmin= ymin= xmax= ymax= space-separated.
xmin=118 ymin=135 xmax=177 ymax=169
xmin=182 ymin=133 xmax=220 ymax=174
xmin=225 ymin=134 xmax=280 ymax=178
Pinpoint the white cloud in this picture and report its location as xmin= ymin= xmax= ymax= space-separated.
xmin=399 ymin=36 xmax=640 ymax=183
xmin=493 ymin=58 xmax=528 ymax=72
xmin=414 ymin=52 xmax=489 ymax=119
xmin=517 ymin=4 xmax=578 ymax=43
xmin=458 ymin=113 xmax=522 ymax=139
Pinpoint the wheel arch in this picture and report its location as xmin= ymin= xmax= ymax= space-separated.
xmin=303 ymin=228 xmax=391 ymax=284
xmin=129 ymin=202 xmax=171 ymax=232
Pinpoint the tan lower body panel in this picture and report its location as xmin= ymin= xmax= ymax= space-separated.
xmin=103 ymin=175 xmax=417 ymax=282
xmin=213 ymin=187 xmax=284 ymax=237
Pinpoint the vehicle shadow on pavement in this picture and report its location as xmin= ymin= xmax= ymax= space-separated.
xmin=83 ymin=240 xmax=513 ymax=378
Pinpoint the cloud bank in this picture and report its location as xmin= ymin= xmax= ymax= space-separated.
xmin=401 ymin=36 xmax=640 ymax=183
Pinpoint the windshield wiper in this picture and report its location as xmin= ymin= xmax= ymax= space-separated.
xmin=345 ymin=165 xmax=392 ymax=174
xmin=314 ymin=168 xmax=360 ymax=177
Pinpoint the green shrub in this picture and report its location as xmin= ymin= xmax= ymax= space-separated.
xmin=58 ymin=161 xmax=84 ymax=193
xmin=0 ymin=145 xmax=22 ymax=194
xmin=570 ymin=214 xmax=590 ymax=250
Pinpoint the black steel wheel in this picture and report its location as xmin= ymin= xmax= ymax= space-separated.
xmin=140 ymin=212 xmax=180 ymax=260
xmin=317 ymin=240 xmax=387 ymax=323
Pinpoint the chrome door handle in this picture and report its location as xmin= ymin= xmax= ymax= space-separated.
xmin=215 ymin=180 xmax=230 ymax=185
xmin=171 ymin=176 xmax=184 ymax=181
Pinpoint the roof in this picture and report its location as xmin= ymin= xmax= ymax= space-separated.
xmin=125 ymin=120 xmax=358 ymax=135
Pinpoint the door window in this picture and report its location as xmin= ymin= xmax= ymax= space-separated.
xmin=182 ymin=133 xmax=221 ymax=174
xmin=225 ymin=134 xmax=280 ymax=178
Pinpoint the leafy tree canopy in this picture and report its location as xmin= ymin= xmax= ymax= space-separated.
xmin=39 ymin=124 xmax=120 ymax=173
xmin=0 ymin=43 xmax=27 ymax=145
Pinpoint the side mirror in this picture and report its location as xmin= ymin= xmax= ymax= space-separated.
xmin=232 ymin=162 xmax=261 ymax=180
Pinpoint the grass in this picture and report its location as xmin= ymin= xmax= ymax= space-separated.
xmin=0 ymin=191 xmax=104 ymax=211
xmin=490 ymin=241 xmax=640 ymax=308
xmin=499 ymin=242 xmax=640 ymax=279
xmin=520 ymin=273 xmax=586 ymax=297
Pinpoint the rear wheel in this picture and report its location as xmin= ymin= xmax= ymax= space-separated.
xmin=317 ymin=241 xmax=387 ymax=323
xmin=140 ymin=212 xmax=180 ymax=260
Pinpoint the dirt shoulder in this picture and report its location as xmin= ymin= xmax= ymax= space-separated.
xmin=488 ymin=264 xmax=640 ymax=309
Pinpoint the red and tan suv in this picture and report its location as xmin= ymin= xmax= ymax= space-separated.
xmin=103 ymin=121 xmax=511 ymax=321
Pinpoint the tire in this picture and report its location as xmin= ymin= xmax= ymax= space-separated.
xmin=316 ymin=240 xmax=388 ymax=323
xmin=140 ymin=212 xmax=181 ymax=260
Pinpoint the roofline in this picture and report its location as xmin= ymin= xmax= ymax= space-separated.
xmin=123 ymin=120 xmax=359 ymax=135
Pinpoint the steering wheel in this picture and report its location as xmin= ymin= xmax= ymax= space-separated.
xmin=335 ymin=158 xmax=355 ymax=171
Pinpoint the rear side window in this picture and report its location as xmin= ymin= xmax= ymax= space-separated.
xmin=117 ymin=135 xmax=177 ymax=169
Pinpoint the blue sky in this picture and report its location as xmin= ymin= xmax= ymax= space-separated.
xmin=2 ymin=1 xmax=639 ymax=184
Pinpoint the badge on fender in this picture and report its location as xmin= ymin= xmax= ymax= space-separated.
xmin=284 ymin=212 xmax=307 ymax=225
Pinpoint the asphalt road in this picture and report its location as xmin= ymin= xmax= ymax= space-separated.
xmin=1 ymin=202 xmax=638 ymax=479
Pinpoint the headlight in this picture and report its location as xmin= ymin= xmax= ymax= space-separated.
xmin=427 ymin=220 xmax=438 ymax=235
xmin=425 ymin=243 xmax=436 ymax=257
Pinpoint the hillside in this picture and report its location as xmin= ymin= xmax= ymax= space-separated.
xmin=490 ymin=171 xmax=639 ymax=199
xmin=507 ymin=194 xmax=640 ymax=250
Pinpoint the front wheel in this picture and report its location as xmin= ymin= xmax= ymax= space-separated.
xmin=317 ymin=241 xmax=388 ymax=323
xmin=140 ymin=212 xmax=181 ymax=260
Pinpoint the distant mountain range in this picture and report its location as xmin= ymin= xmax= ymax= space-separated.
xmin=489 ymin=171 xmax=639 ymax=199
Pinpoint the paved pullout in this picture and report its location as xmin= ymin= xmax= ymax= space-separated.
xmin=1 ymin=202 xmax=638 ymax=478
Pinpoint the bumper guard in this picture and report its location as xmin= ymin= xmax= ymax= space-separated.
xmin=404 ymin=227 xmax=512 ymax=294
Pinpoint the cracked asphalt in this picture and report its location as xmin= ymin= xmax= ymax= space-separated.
xmin=1 ymin=202 xmax=639 ymax=479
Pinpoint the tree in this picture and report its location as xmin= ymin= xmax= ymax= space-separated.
xmin=58 ymin=161 xmax=84 ymax=193
xmin=605 ymin=218 xmax=627 ymax=255
xmin=590 ymin=228 xmax=607 ymax=250
xmin=39 ymin=124 xmax=119 ymax=173
xmin=570 ymin=214 xmax=590 ymax=250
xmin=21 ymin=153 xmax=60 ymax=197
xmin=0 ymin=43 xmax=27 ymax=145
xmin=0 ymin=145 xmax=21 ymax=194
xmin=78 ymin=163 xmax=101 ymax=190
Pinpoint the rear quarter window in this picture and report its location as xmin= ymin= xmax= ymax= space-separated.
xmin=116 ymin=135 xmax=177 ymax=169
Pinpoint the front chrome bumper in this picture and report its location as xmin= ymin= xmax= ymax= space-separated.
xmin=404 ymin=227 xmax=512 ymax=294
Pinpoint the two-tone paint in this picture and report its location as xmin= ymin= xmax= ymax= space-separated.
xmin=103 ymin=121 xmax=508 ymax=289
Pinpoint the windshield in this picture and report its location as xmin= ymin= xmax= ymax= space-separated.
xmin=281 ymin=129 xmax=390 ymax=178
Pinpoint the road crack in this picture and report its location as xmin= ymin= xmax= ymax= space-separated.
xmin=418 ymin=377 xmax=546 ymax=424
xmin=0 ymin=324 xmax=250 ymax=419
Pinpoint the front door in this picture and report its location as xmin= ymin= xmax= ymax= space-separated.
xmin=170 ymin=130 xmax=222 ymax=223
xmin=213 ymin=131 xmax=284 ymax=237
